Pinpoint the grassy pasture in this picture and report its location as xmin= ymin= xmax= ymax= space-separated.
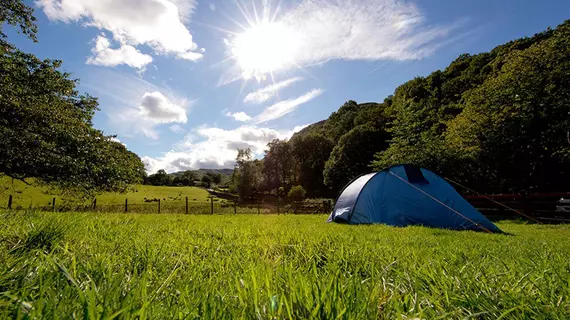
xmin=0 ymin=212 xmax=568 ymax=319
xmin=0 ymin=176 xmax=210 ymax=209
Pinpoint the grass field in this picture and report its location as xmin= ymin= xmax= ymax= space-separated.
xmin=0 ymin=176 xmax=210 ymax=209
xmin=0 ymin=212 xmax=568 ymax=319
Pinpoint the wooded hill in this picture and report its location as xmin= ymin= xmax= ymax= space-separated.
xmin=233 ymin=20 xmax=570 ymax=199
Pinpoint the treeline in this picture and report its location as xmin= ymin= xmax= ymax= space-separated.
xmin=232 ymin=20 xmax=570 ymax=199
xmin=144 ymin=170 xmax=223 ymax=188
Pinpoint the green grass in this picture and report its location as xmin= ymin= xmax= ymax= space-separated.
xmin=0 ymin=212 xmax=568 ymax=319
xmin=0 ymin=176 xmax=210 ymax=209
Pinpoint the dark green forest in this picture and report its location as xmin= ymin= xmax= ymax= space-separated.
xmin=232 ymin=20 xmax=570 ymax=199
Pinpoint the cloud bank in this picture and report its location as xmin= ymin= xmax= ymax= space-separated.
xmin=37 ymin=0 xmax=203 ymax=66
xmin=142 ymin=125 xmax=307 ymax=173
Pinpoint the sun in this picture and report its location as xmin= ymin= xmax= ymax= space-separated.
xmin=231 ymin=21 xmax=299 ymax=80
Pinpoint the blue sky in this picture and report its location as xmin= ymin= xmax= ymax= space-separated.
xmin=9 ymin=0 xmax=570 ymax=173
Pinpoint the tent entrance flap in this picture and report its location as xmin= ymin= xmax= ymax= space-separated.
xmin=404 ymin=164 xmax=429 ymax=184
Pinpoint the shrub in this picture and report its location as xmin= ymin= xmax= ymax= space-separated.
xmin=288 ymin=185 xmax=307 ymax=202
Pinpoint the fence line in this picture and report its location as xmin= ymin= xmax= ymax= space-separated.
xmin=464 ymin=193 xmax=570 ymax=223
xmin=3 ymin=195 xmax=333 ymax=215
xmin=5 ymin=191 xmax=570 ymax=222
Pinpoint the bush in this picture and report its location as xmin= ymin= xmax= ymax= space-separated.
xmin=288 ymin=185 xmax=307 ymax=202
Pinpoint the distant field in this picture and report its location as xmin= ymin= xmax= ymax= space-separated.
xmin=0 ymin=212 xmax=568 ymax=318
xmin=0 ymin=176 xmax=210 ymax=209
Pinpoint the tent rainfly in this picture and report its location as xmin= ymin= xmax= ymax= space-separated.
xmin=327 ymin=164 xmax=502 ymax=233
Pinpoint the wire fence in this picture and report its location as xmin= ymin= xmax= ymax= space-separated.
xmin=4 ymin=194 xmax=333 ymax=215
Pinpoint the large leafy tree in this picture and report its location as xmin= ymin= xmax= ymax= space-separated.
xmin=0 ymin=0 xmax=145 ymax=197
xmin=262 ymin=139 xmax=295 ymax=192
xmin=290 ymin=133 xmax=334 ymax=197
xmin=324 ymin=124 xmax=390 ymax=193
xmin=231 ymin=149 xmax=263 ymax=200
xmin=147 ymin=170 xmax=171 ymax=186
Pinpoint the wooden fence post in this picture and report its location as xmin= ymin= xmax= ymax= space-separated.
xmin=186 ymin=197 xmax=189 ymax=214
xmin=523 ymin=193 xmax=531 ymax=218
xmin=158 ymin=199 xmax=161 ymax=214
xmin=210 ymin=197 xmax=214 ymax=215
xmin=277 ymin=198 xmax=280 ymax=215
xmin=8 ymin=195 xmax=12 ymax=210
xmin=125 ymin=198 xmax=128 ymax=213
xmin=52 ymin=197 xmax=56 ymax=212
xmin=234 ymin=200 xmax=237 ymax=214
xmin=93 ymin=198 xmax=97 ymax=211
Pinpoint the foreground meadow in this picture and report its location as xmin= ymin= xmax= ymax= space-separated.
xmin=0 ymin=212 xmax=568 ymax=319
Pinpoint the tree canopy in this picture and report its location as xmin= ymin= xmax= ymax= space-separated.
xmin=0 ymin=0 xmax=145 ymax=197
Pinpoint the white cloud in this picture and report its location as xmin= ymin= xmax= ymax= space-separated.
xmin=83 ymin=69 xmax=192 ymax=140
xmin=167 ymin=0 xmax=195 ymax=22
xmin=244 ymin=77 xmax=303 ymax=104
xmin=169 ymin=124 xmax=187 ymax=134
xmin=87 ymin=35 xmax=153 ymax=69
xmin=226 ymin=111 xmax=252 ymax=122
xmin=142 ymin=125 xmax=307 ymax=173
xmin=227 ymin=0 xmax=460 ymax=79
xmin=109 ymin=91 xmax=189 ymax=140
xmin=139 ymin=91 xmax=187 ymax=123
xmin=37 ymin=0 xmax=203 ymax=61
xmin=253 ymin=89 xmax=324 ymax=124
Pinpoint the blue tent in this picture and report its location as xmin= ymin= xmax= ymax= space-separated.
xmin=327 ymin=164 xmax=502 ymax=233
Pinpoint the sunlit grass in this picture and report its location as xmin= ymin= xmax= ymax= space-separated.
xmin=0 ymin=176 xmax=210 ymax=209
xmin=0 ymin=211 xmax=568 ymax=318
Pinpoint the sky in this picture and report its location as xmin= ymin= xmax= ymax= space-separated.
xmin=8 ymin=0 xmax=570 ymax=173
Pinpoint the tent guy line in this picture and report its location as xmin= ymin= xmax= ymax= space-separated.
xmin=388 ymin=171 xmax=492 ymax=233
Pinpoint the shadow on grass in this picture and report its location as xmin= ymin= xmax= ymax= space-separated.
xmin=5 ymin=216 xmax=67 ymax=255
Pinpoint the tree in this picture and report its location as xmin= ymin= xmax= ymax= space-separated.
xmin=262 ymin=139 xmax=294 ymax=192
xmin=179 ymin=171 xmax=197 ymax=186
xmin=0 ymin=1 xmax=145 ymax=197
xmin=0 ymin=0 xmax=37 ymax=47
xmin=172 ymin=176 xmax=182 ymax=186
xmin=444 ymin=26 xmax=570 ymax=193
xmin=288 ymin=185 xmax=306 ymax=202
xmin=290 ymin=133 xmax=334 ymax=197
xmin=201 ymin=174 xmax=212 ymax=188
xmin=324 ymin=125 xmax=390 ymax=194
xmin=147 ymin=170 xmax=171 ymax=186
xmin=231 ymin=149 xmax=263 ymax=200
xmin=204 ymin=172 xmax=222 ymax=185
xmin=323 ymin=100 xmax=360 ymax=141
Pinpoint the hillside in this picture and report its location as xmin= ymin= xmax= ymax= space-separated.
xmin=0 ymin=176 xmax=210 ymax=209
xmin=240 ymin=20 xmax=570 ymax=199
